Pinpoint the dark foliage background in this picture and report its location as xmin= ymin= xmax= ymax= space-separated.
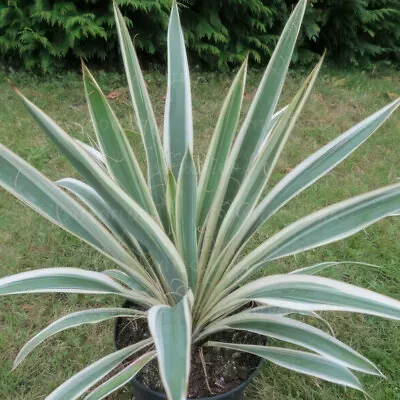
xmin=0 ymin=0 xmax=399 ymax=72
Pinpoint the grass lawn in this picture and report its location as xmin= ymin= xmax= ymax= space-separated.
xmin=0 ymin=64 xmax=399 ymax=400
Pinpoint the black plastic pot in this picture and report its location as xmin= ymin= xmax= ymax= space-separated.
xmin=114 ymin=304 xmax=263 ymax=400
xmin=128 ymin=365 xmax=262 ymax=400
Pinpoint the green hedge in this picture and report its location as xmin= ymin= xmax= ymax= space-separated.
xmin=0 ymin=0 xmax=399 ymax=72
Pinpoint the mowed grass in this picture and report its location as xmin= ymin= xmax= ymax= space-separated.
xmin=0 ymin=64 xmax=399 ymax=400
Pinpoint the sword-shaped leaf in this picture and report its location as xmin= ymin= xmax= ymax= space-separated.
xmin=176 ymin=150 xmax=198 ymax=291
xmin=14 ymin=308 xmax=145 ymax=369
xmin=83 ymin=352 xmax=155 ymax=400
xmin=200 ymin=313 xmax=380 ymax=375
xmin=164 ymin=1 xmax=193 ymax=178
xmin=206 ymin=342 xmax=363 ymax=392
xmin=113 ymin=3 xmax=168 ymax=228
xmin=0 ymin=267 xmax=156 ymax=306
xmin=197 ymin=59 xmax=247 ymax=228
xmin=219 ymin=274 xmax=400 ymax=320
xmin=46 ymin=339 xmax=152 ymax=400
xmin=255 ymin=105 xmax=288 ymax=158
xmin=148 ymin=295 xmax=191 ymax=400
xmin=82 ymin=64 xmax=158 ymax=219
xmin=289 ymin=261 xmax=380 ymax=275
xmin=222 ymin=0 xmax=307 ymax=212
xmin=166 ymin=169 xmax=177 ymax=238
xmin=227 ymin=182 xmax=400 ymax=287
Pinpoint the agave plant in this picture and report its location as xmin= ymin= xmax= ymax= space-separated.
xmin=1 ymin=0 xmax=400 ymax=399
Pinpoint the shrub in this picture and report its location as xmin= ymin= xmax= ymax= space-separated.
xmin=1 ymin=1 xmax=400 ymax=398
xmin=0 ymin=0 xmax=399 ymax=72
xmin=305 ymin=0 xmax=400 ymax=65
xmin=0 ymin=0 xmax=171 ymax=72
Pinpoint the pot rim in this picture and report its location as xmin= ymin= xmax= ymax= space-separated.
xmin=114 ymin=302 xmax=264 ymax=400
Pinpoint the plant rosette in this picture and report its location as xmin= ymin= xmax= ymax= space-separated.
xmin=1 ymin=0 xmax=400 ymax=399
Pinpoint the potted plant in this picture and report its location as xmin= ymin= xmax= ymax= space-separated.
xmin=1 ymin=0 xmax=400 ymax=399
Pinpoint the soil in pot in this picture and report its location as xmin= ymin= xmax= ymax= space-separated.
xmin=115 ymin=315 xmax=263 ymax=399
